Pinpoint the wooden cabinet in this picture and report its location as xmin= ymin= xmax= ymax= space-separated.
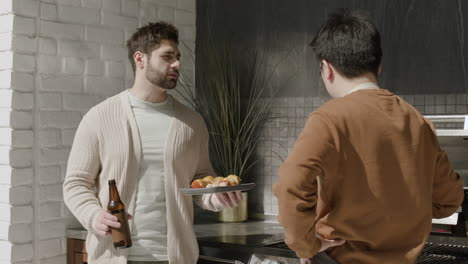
xmin=67 ymin=238 xmax=87 ymax=264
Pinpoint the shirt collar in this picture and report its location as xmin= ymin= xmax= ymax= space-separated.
xmin=346 ymin=82 xmax=379 ymax=95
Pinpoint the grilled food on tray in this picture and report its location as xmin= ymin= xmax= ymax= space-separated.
xmin=190 ymin=175 xmax=241 ymax=188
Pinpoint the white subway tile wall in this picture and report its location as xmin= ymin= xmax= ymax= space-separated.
xmin=251 ymin=93 xmax=468 ymax=217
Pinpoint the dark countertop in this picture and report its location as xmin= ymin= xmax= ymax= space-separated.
xmin=194 ymin=221 xmax=285 ymax=247
xmin=67 ymin=220 xmax=286 ymax=243
xmin=194 ymin=221 xmax=299 ymax=262
xmin=67 ymin=223 xmax=468 ymax=263
xmin=66 ymin=228 xmax=87 ymax=240
xmin=66 ymin=220 xmax=298 ymax=262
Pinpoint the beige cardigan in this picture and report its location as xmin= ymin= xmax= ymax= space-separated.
xmin=63 ymin=91 xmax=218 ymax=264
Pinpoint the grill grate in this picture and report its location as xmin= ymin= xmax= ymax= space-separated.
xmin=416 ymin=243 xmax=468 ymax=264
xmin=266 ymin=242 xmax=468 ymax=263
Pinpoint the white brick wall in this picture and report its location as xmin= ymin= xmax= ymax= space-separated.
xmin=0 ymin=0 xmax=35 ymax=262
xmin=10 ymin=111 xmax=33 ymax=129
xmin=0 ymin=70 xmax=12 ymax=89
xmin=0 ymin=1 xmax=12 ymax=15
xmin=0 ymin=241 xmax=34 ymax=263
xmin=12 ymin=0 xmax=39 ymax=18
xmin=57 ymin=6 xmax=100 ymax=25
xmin=41 ymin=21 xmax=84 ymax=40
xmin=0 ymin=166 xmax=33 ymax=186
xmin=12 ymin=35 xmax=36 ymax=54
xmin=0 ymin=52 xmax=13 ymax=70
xmin=0 ymin=0 xmax=196 ymax=263
xmin=11 ymin=72 xmax=34 ymax=92
xmin=38 ymin=238 xmax=63 ymax=259
xmin=0 ymin=128 xmax=34 ymax=148
xmin=0 ymin=15 xmax=14 ymax=33
xmin=13 ymin=17 xmax=35 ymax=36
xmin=12 ymin=3 xmax=38 ymax=259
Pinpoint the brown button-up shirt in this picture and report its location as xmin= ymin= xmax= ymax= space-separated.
xmin=273 ymin=89 xmax=464 ymax=264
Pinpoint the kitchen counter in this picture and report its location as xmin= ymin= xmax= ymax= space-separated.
xmin=68 ymin=223 xmax=468 ymax=263
xmin=66 ymin=221 xmax=298 ymax=263
xmin=194 ymin=221 xmax=285 ymax=246
xmin=66 ymin=228 xmax=87 ymax=240
xmin=66 ymin=220 xmax=285 ymax=242
xmin=194 ymin=221 xmax=298 ymax=263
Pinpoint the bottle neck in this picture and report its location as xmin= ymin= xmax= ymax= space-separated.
xmin=109 ymin=182 xmax=122 ymax=201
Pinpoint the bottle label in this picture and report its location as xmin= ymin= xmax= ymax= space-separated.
xmin=110 ymin=210 xmax=131 ymax=245
xmin=111 ymin=209 xmax=125 ymax=214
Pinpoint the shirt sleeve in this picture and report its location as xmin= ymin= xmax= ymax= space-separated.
xmin=191 ymin=119 xmax=223 ymax=211
xmin=425 ymin=119 xmax=464 ymax=218
xmin=432 ymin=149 xmax=464 ymax=218
xmin=273 ymin=112 xmax=339 ymax=259
xmin=63 ymin=111 xmax=103 ymax=233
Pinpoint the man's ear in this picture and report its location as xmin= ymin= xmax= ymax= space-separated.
xmin=134 ymin=51 xmax=145 ymax=70
xmin=322 ymin=60 xmax=334 ymax=81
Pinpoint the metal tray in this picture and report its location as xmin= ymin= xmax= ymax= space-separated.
xmin=180 ymin=183 xmax=256 ymax=195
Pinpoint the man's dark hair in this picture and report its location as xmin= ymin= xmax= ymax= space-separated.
xmin=126 ymin=21 xmax=179 ymax=73
xmin=310 ymin=9 xmax=382 ymax=78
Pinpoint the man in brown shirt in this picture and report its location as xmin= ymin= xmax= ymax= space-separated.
xmin=273 ymin=9 xmax=464 ymax=264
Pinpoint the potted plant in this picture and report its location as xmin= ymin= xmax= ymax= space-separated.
xmin=178 ymin=41 xmax=272 ymax=222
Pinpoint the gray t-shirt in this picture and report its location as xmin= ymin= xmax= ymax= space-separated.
xmin=127 ymin=90 xmax=174 ymax=261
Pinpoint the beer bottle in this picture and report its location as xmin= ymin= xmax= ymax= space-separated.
xmin=107 ymin=179 xmax=132 ymax=249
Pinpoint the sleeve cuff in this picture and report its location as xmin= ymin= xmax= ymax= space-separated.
xmin=85 ymin=207 xmax=105 ymax=234
xmin=201 ymin=193 xmax=224 ymax=212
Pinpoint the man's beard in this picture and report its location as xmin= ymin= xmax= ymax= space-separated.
xmin=145 ymin=63 xmax=177 ymax=90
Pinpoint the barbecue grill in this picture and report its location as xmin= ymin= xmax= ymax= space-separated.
xmin=416 ymin=243 xmax=468 ymax=264
xmin=262 ymin=242 xmax=468 ymax=264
